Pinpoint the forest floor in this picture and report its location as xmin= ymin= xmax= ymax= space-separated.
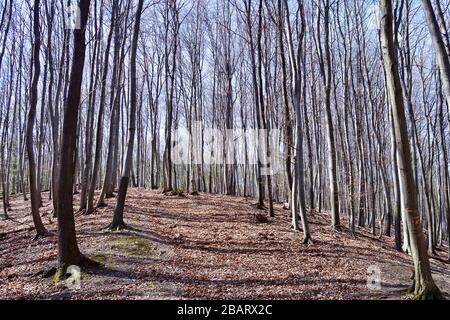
xmin=0 ymin=188 xmax=449 ymax=300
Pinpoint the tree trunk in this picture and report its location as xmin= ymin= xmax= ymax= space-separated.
xmin=27 ymin=0 xmax=48 ymax=238
xmin=421 ymin=0 xmax=450 ymax=109
xmin=380 ymin=0 xmax=442 ymax=299
xmin=106 ymin=0 xmax=144 ymax=230
xmin=86 ymin=0 xmax=117 ymax=214
xmin=56 ymin=0 xmax=94 ymax=271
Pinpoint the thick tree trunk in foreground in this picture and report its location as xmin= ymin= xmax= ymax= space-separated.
xmin=56 ymin=0 xmax=94 ymax=271
xmin=380 ymin=0 xmax=442 ymax=300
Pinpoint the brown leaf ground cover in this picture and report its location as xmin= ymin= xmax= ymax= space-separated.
xmin=1 ymin=188 xmax=449 ymax=300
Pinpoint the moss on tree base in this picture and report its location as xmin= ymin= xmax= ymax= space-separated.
xmin=45 ymin=254 xmax=103 ymax=285
xmin=408 ymin=281 xmax=444 ymax=300
xmin=412 ymin=290 xmax=443 ymax=300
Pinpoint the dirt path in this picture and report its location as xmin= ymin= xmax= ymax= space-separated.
xmin=0 ymin=188 xmax=449 ymax=299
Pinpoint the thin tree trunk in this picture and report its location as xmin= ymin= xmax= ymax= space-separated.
xmin=421 ymin=0 xmax=450 ymax=109
xmin=27 ymin=0 xmax=48 ymax=238
xmin=105 ymin=0 xmax=144 ymax=230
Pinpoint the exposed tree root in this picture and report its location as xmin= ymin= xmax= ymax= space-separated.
xmin=190 ymin=191 xmax=200 ymax=196
xmin=101 ymin=221 xmax=135 ymax=232
xmin=289 ymin=224 xmax=313 ymax=246
xmin=412 ymin=289 xmax=444 ymax=300
xmin=43 ymin=254 xmax=103 ymax=282
xmin=302 ymin=236 xmax=314 ymax=246
xmin=291 ymin=222 xmax=300 ymax=230
xmin=252 ymin=202 xmax=268 ymax=210
xmin=32 ymin=231 xmax=51 ymax=241
xmin=408 ymin=278 xmax=444 ymax=300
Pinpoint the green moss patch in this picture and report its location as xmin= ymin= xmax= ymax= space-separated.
xmin=89 ymin=253 xmax=108 ymax=266
xmin=111 ymin=236 xmax=154 ymax=256
xmin=51 ymin=268 xmax=65 ymax=285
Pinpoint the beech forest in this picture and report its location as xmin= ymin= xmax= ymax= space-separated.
xmin=1 ymin=0 xmax=450 ymax=300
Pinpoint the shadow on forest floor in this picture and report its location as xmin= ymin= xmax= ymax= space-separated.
xmin=1 ymin=188 xmax=450 ymax=300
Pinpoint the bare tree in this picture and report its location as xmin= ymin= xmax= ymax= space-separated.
xmin=315 ymin=0 xmax=340 ymax=229
xmin=55 ymin=0 xmax=98 ymax=271
xmin=27 ymin=0 xmax=48 ymax=238
xmin=380 ymin=0 xmax=442 ymax=300
xmin=283 ymin=0 xmax=312 ymax=243
xmin=105 ymin=0 xmax=145 ymax=230
xmin=421 ymin=0 xmax=450 ymax=109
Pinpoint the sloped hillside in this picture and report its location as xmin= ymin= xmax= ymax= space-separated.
xmin=0 ymin=188 xmax=449 ymax=300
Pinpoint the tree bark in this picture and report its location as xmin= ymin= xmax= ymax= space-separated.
xmin=380 ymin=0 xmax=442 ymax=299
xmin=86 ymin=0 xmax=118 ymax=214
xmin=56 ymin=0 xmax=94 ymax=271
xmin=421 ymin=0 xmax=450 ymax=110
xmin=27 ymin=0 xmax=48 ymax=238
xmin=106 ymin=0 xmax=144 ymax=230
